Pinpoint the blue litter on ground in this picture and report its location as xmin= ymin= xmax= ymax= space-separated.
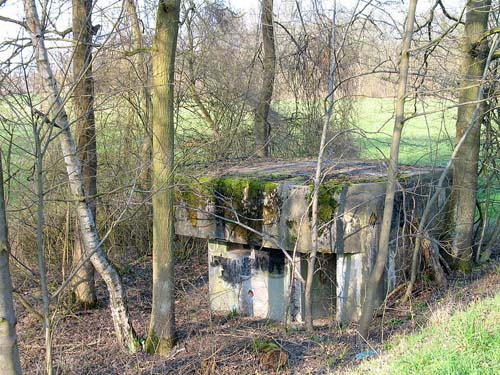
xmin=355 ymin=350 xmax=377 ymax=360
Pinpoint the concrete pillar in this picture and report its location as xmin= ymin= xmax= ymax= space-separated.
xmin=336 ymin=252 xmax=364 ymax=323
xmin=208 ymin=240 xmax=254 ymax=315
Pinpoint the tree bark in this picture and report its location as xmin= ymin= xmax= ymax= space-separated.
xmin=71 ymin=0 xmax=97 ymax=308
xmin=402 ymin=32 xmax=499 ymax=301
xmin=254 ymin=0 xmax=276 ymax=158
xmin=0 ymin=153 xmax=22 ymax=375
xmin=144 ymin=0 xmax=180 ymax=355
xmin=357 ymin=0 xmax=418 ymax=342
xmin=449 ymin=0 xmax=491 ymax=272
xmin=23 ymin=0 xmax=140 ymax=352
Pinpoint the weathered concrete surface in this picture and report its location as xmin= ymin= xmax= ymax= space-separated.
xmin=174 ymin=159 xmax=449 ymax=323
xmin=209 ymin=240 xmax=289 ymax=321
xmin=208 ymin=240 xmax=335 ymax=322
xmin=175 ymin=159 xmax=443 ymax=255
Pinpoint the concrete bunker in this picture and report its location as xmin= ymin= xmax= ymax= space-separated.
xmin=174 ymin=159 xmax=448 ymax=323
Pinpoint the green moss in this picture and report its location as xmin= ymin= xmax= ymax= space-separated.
xmin=310 ymin=180 xmax=346 ymax=226
xmin=263 ymin=181 xmax=279 ymax=195
xmin=211 ymin=177 xmax=278 ymax=242
xmin=174 ymin=175 xmax=280 ymax=235
xmin=213 ymin=177 xmax=277 ymax=202
xmin=175 ymin=176 xmax=215 ymax=226
xmin=213 ymin=177 xmax=247 ymax=203
xmin=318 ymin=203 xmax=335 ymax=224
xmin=144 ymin=331 xmax=175 ymax=354
xmin=455 ymin=259 xmax=473 ymax=274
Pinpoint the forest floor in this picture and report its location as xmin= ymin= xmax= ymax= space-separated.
xmin=14 ymin=244 xmax=500 ymax=375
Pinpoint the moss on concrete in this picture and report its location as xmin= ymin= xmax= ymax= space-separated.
xmin=212 ymin=177 xmax=278 ymax=204
xmin=213 ymin=178 xmax=278 ymax=221
xmin=310 ymin=180 xmax=347 ymax=227
xmin=176 ymin=174 xmax=349 ymax=238
xmin=175 ymin=176 xmax=215 ymax=226
xmin=175 ymin=176 xmax=280 ymax=240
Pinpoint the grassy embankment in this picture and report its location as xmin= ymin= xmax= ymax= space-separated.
xmin=345 ymin=287 xmax=500 ymax=375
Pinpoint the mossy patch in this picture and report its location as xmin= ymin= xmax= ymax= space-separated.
xmin=309 ymin=180 xmax=347 ymax=226
xmin=144 ymin=331 xmax=175 ymax=354
xmin=175 ymin=176 xmax=215 ymax=207
xmin=175 ymin=176 xmax=215 ymax=226
xmin=212 ymin=177 xmax=279 ymax=243
xmin=212 ymin=177 xmax=278 ymax=204
xmin=175 ymin=175 xmax=280 ymax=241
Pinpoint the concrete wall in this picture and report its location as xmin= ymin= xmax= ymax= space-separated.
xmin=208 ymin=240 xmax=335 ymax=322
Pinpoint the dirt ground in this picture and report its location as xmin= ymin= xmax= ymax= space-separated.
xmin=14 ymin=247 xmax=500 ymax=375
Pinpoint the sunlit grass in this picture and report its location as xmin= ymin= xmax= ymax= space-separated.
xmin=345 ymin=292 xmax=500 ymax=375
xmin=355 ymin=97 xmax=456 ymax=166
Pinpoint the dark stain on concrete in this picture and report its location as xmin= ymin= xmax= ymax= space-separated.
xmin=210 ymin=255 xmax=251 ymax=285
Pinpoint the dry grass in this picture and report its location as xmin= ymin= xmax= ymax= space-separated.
xmin=12 ymin=248 xmax=500 ymax=375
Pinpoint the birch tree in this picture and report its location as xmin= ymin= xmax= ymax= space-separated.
xmin=0 ymin=152 xmax=22 ymax=375
xmin=145 ymin=0 xmax=180 ymax=354
xmin=71 ymin=0 xmax=97 ymax=308
xmin=23 ymin=0 xmax=140 ymax=352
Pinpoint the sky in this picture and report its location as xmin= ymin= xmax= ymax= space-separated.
xmin=228 ymin=0 xmax=464 ymax=17
xmin=0 ymin=0 xmax=466 ymax=63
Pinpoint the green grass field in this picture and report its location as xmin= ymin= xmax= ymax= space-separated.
xmin=271 ymin=96 xmax=456 ymax=165
xmin=347 ymin=289 xmax=500 ymax=375
xmin=355 ymin=98 xmax=456 ymax=166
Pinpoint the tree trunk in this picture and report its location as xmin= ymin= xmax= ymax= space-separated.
xmin=449 ymin=0 xmax=491 ymax=272
xmin=23 ymin=0 xmax=140 ymax=352
xmin=144 ymin=0 xmax=180 ymax=355
xmin=402 ymin=33 xmax=499 ymax=301
xmin=254 ymin=0 xmax=275 ymax=158
xmin=0 ymin=153 xmax=22 ymax=375
xmin=71 ymin=0 xmax=97 ymax=308
xmin=357 ymin=0 xmax=418 ymax=342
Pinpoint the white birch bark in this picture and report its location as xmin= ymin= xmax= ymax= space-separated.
xmin=23 ymin=0 xmax=140 ymax=352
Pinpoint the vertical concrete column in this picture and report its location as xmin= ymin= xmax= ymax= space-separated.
xmin=208 ymin=240 xmax=253 ymax=315
xmin=250 ymin=248 xmax=288 ymax=320
xmin=336 ymin=252 xmax=364 ymax=323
